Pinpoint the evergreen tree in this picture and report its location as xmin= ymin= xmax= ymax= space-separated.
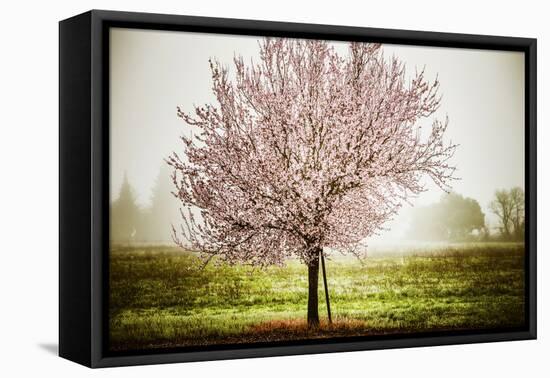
xmin=142 ymin=164 xmax=181 ymax=243
xmin=111 ymin=172 xmax=141 ymax=244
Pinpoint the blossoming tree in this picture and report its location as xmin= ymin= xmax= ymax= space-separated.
xmin=168 ymin=39 xmax=457 ymax=327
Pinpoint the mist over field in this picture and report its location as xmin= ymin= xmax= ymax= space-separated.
xmin=110 ymin=28 xmax=524 ymax=246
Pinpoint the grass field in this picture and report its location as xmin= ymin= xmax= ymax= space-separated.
xmin=109 ymin=243 xmax=525 ymax=351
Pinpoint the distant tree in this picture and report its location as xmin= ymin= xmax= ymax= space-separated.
xmin=169 ymin=38 xmax=457 ymax=327
xmin=408 ymin=192 xmax=485 ymax=241
xmin=441 ymin=193 xmax=485 ymax=240
xmin=490 ymin=187 xmax=524 ymax=241
xmin=111 ymin=173 xmax=141 ymax=244
xmin=142 ymin=164 xmax=182 ymax=243
xmin=489 ymin=190 xmax=513 ymax=239
xmin=509 ymin=187 xmax=525 ymax=240
xmin=479 ymin=224 xmax=491 ymax=241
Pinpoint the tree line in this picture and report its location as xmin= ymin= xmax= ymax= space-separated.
xmin=112 ymin=173 xmax=525 ymax=245
xmin=407 ymin=187 xmax=525 ymax=242
xmin=110 ymin=166 xmax=180 ymax=244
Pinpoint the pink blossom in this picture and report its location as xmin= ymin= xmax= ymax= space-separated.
xmin=168 ymin=38 xmax=457 ymax=266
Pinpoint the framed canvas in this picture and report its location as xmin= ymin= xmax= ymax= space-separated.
xmin=59 ymin=10 xmax=537 ymax=368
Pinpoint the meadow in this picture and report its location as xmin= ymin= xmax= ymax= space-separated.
xmin=109 ymin=243 xmax=525 ymax=351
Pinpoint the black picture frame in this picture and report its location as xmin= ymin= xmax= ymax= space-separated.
xmin=59 ymin=9 xmax=537 ymax=368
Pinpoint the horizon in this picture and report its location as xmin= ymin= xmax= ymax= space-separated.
xmin=109 ymin=28 xmax=525 ymax=245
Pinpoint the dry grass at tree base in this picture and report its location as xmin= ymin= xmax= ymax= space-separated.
xmin=109 ymin=243 xmax=525 ymax=351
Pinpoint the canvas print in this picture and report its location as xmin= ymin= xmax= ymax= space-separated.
xmin=109 ymin=28 xmax=526 ymax=352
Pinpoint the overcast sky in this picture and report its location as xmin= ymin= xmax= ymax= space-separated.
xmin=110 ymin=28 xmax=525 ymax=242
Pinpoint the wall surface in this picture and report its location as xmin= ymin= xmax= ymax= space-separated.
xmin=0 ymin=0 xmax=546 ymax=376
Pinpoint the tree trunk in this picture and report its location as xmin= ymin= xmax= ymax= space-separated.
xmin=307 ymin=252 xmax=320 ymax=328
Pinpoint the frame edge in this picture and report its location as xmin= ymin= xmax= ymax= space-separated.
xmin=59 ymin=11 xmax=94 ymax=368
xmin=81 ymin=9 xmax=538 ymax=368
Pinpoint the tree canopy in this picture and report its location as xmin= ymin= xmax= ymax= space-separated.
xmin=169 ymin=38 xmax=457 ymax=265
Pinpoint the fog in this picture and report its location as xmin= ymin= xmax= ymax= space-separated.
xmin=109 ymin=28 xmax=524 ymax=244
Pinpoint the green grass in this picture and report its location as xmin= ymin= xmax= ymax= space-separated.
xmin=109 ymin=243 xmax=525 ymax=351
